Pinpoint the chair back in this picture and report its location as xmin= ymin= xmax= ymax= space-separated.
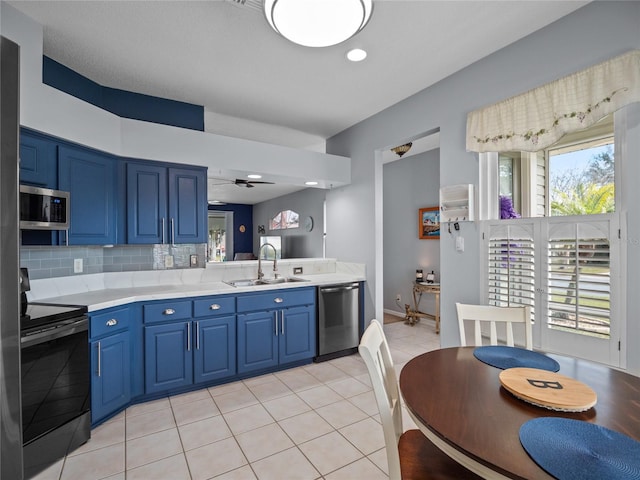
xmin=456 ymin=303 xmax=533 ymax=349
xmin=359 ymin=319 xmax=403 ymax=480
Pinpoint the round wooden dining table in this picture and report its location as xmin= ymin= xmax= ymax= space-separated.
xmin=399 ymin=347 xmax=640 ymax=480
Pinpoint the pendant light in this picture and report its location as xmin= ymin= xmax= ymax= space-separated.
xmin=264 ymin=0 xmax=373 ymax=48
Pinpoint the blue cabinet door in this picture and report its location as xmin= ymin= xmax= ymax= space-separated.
xmin=237 ymin=311 xmax=279 ymax=374
xmin=19 ymin=130 xmax=57 ymax=187
xmin=58 ymin=145 xmax=117 ymax=245
xmin=91 ymin=332 xmax=131 ymax=424
xmin=194 ymin=316 xmax=236 ymax=383
xmin=127 ymin=162 xmax=167 ymax=244
xmin=279 ymin=305 xmax=316 ymax=364
xmin=144 ymin=322 xmax=192 ymax=394
xmin=168 ymin=167 xmax=207 ymax=244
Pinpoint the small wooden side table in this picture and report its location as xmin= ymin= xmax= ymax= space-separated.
xmin=409 ymin=283 xmax=440 ymax=333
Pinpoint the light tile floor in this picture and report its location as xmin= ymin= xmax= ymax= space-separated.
xmin=32 ymin=318 xmax=440 ymax=480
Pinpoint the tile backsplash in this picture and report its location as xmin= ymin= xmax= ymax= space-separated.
xmin=21 ymin=244 xmax=207 ymax=280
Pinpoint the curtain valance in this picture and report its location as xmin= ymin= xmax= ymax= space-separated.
xmin=466 ymin=50 xmax=640 ymax=153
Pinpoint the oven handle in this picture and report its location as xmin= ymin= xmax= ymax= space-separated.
xmin=21 ymin=317 xmax=88 ymax=348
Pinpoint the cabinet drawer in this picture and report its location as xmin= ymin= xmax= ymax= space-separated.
xmin=237 ymin=287 xmax=315 ymax=313
xmin=143 ymin=300 xmax=192 ymax=323
xmin=193 ymin=296 xmax=235 ymax=317
xmin=90 ymin=307 xmax=130 ymax=338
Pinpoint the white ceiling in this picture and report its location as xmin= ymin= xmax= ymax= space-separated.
xmin=8 ymin=0 xmax=588 ymax=204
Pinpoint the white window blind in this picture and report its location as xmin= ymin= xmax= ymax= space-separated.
xmin=547 ymin=221 xmax=612 ymax=339
xmin=487 ymin=223 xmax=535 ymax=311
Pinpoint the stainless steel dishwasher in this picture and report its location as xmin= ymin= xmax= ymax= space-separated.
xmin=315 ymin=282 xmax=361 ymax=362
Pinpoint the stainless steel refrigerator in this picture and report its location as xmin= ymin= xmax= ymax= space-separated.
xmin=0 ymin=35 xmax=24 ymax=479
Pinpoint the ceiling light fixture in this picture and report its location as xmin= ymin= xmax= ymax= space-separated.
xmin=264 ymin=0 xmax=373 ymax=48
xmin=391 ymin=142 xmax=412 ymax=157
xmin=346 ymin=48 xmax=367 ymax=62
xmin=305 ymin=181 xmax=319 ymax=186
xmin=247 ymin=174 xmax=262 ymax=179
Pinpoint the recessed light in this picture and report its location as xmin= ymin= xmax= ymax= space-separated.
xmin=346 ymin=48 xmax=367 ymax=62
xmin=247 ymin=174 xmax=262 ymax=179
xmin=305 ymin=181 xmax=319 ymax=186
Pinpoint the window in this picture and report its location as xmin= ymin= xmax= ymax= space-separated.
xmin=492 ymin=114 xmax=614 ymax=219
xmin=270 ymin=210 xmax=299 ymax=230
xmin=548 ymin=136 xmax=614 ymax=217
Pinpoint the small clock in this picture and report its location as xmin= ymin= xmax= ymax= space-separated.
xmin=304 ymin=216 xmax=314 ymax=232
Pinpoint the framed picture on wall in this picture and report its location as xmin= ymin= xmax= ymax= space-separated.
xmin=419 ymin=207 xmax=440 ymax=239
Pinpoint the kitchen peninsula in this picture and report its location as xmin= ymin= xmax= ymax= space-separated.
xmin=28 ymin=258 xmax=365 ymax=426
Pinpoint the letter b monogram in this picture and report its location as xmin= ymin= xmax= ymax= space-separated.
xmin=527 ymin=379 xmax=563 ymax=390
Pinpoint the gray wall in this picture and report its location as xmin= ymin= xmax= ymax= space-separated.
xmin=325 ymin=2 xmax=640 ymax=372
xmin=383 ymin=150 xmax=440 ymax=317
xmin=252 ymin=188 xmax=326 ymax=259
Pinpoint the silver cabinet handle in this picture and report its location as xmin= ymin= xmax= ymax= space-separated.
xmin=106 ymin=318 xmax=118 ymax=326
xmin=163 ymin=308 xmax=175 ymax=315
xmin=171 ymin=217 xmax=175 ymax=245
xmin=274 ymin=312 xmax=278 ymax=337
xmin=187 ymin=322 xmax=191 ymax=351
xmin=161 ymin=217 xmax=166 ymax=244
xmin=274 ymin=297 xmax=284 ymax=304
xmin=196 ymin=321 xmax=200 ymax=350
xmin=281 ymin=310 xmax=285 ymax=335
xmin=97 ymin=341 xmax=101 ymax=377
xmin=210 ymin=304 xmax=221 ymax=310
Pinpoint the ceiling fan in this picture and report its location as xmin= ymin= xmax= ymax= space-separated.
xmin=210 ymin=178 xmax=275 ymax=188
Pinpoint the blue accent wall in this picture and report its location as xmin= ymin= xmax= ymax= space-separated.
xmin=208 ymin=204 xmax=253 ymax=256
xmin=42 ymin=56 xmax=204 ymax=131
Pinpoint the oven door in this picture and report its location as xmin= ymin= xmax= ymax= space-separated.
xmin=21 ymin=317 xmax=91 ymax=478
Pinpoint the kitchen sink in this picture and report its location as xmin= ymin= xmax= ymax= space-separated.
xmin=224 ymin=277 xmax=309 ymax=287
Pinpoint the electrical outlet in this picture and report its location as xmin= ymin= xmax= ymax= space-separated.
xmin=396 ymin=293 xmax=402 ymax=302
xmin=293 ymin=267 xmax=303 ymax=275
xmin=165 ymin=255 xmax=174 ymax=268
xmin=73 ymin=258 xmax=83 ymax=273
xmin=190 ymin=254 xmax=198 ymax=267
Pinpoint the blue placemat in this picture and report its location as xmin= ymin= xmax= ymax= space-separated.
xmin=473 ymin=345 xmax=560 ymax=372
xmin=520 ymin=418 xmax=640 ymax=480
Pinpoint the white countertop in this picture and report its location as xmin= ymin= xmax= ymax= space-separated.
xmin=34 ymin=272 xmax=365 ymax=312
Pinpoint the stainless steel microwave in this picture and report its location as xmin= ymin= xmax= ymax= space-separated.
xmin=19 ymin=185 xmax=70 ymax=230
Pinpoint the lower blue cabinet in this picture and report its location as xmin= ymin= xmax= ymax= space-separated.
xmin=90 ymin=306 xmax=131 ymax=425
xmin=237 ymin=303 xmax=315 ymax=375
xmin=144 ymin=316 xmax=236 ymax=394
xmin=194 ymin=316 xmax=236 ymax=383
xmin=91 ymin=331 xmax=131 ymax=424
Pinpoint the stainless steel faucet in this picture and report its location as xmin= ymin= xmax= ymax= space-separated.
xmin=257 ymin=242 xmax=277 ymax=280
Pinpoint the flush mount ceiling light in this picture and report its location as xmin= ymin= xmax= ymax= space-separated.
xmin=305 ymin=181 xmax=319 ymax=186
xmin=391 ymin=142 xmax=413 ymax=157
xmin=346 ymin=48 xmax=367 ymax=62
xmin=247 ymin=174 xmax=262 ymax=179
xmin=264 ymin=0 xmax=373 ymax=48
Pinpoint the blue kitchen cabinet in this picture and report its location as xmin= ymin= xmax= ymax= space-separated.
xmin=194 ymin=316 xmax=236 ymax=383
xmin=58 ymin=145 xmax=117 ymax=245
xmin=279 ymin=304 xmax=315 ymax=364
xmin=143 ymin=295 xmax=236 ymax=394
xmin=126 ymin=162 xmax=167 ymax=244
xmin=127 ymin=162 xmax=207 ymax=244
xmin=90 ymin=307 xmax=131 ymax=425
xmin=237 ymin=311 xmax=280 ymax=374
xmin=19 ymin=129 xmax=58 ymax=187
xmin=168 ymin=167 xmax=207 ymax=244
xmin=237 ymin=287 xmax=316 ymax=374
xmin=144 ymin=321 xmax=193 ymax=394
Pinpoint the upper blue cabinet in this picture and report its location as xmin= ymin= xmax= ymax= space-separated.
xmin=127 ymin=162 xmax=207 ymax=244
xmin=58 ymin=145 xmax=118 ymax=245
xmin=19 ymin=129 xmax=58 ymax=188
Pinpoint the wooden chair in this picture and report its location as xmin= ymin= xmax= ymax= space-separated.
xmin=455 ymin=303 xmax=533 ymax=350
xmin=359 ymin=319 xmax=482 ymax=480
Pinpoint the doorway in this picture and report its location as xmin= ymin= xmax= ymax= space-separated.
xmin=208 ymin=211 xmax=234 ymax=262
